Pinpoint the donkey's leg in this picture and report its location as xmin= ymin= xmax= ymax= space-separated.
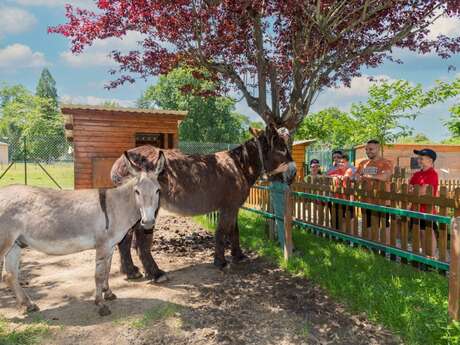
xmin=4 ymin=243 xmax=38 ymax=313
xmin=214 ymin=209 xmax=236 ymax=269
xmin=118 ymin=227 xmax=142 ymax=280
xmin=95 ymin=247 xmax=112 ymax=316
xmin=134 ymin=224 xmax=167 ymax=283
xmin=231 ymin=215 xmax=248 ymax=263
xmin=103 ymin=247 xmax=117 ymax=301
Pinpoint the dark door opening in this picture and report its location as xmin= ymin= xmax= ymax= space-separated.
xmin=135 ymin=133 xmax=164 ymax=148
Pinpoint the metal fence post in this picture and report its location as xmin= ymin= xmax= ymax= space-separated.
xmin=23 ymin=136 xmax=27 ymax=185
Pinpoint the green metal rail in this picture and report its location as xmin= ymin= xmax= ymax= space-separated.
xmin=251 ymin=185 xmax=452 ymax=224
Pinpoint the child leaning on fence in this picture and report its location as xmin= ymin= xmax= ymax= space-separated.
xmin=409 ymin=148 xmax=439 ymax=255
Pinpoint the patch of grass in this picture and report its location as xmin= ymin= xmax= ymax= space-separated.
xmin=129 ymin=303 xmax=181 ymax=329
xmin=0 ymin=317 xmax=50 ymax=345
xmin=195 ymin=211 xmax=460 ymax=345
xmin=297 ymin=323 xmax=309 ymax=339
xmin=0 ymin=162 xmax=74 ymax=189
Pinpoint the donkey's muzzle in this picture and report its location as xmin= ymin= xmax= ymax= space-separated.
xmin=140 ymin=219 xmax=156 ymax=230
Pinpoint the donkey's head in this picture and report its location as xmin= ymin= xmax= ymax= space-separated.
xmin=249 ymin=123 xmax=297 ymax=184
xmin=122 ymin=151 xmax=166 ymax=229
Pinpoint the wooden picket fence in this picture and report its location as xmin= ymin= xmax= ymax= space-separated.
xmin=242 ymin=177 xmax=460 ymax=320
xmin=388 ymin=166 xmax=460 ymax=197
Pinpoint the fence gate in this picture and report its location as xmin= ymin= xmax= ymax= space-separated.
xmin=0 ymin=135 xmax=73 ymax=190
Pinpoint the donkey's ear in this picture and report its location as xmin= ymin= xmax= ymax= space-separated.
xmin=154 ymin=151 xmax=166 ymax=176
xmin=249 ymin=127 xmax=263 ymax=138
xmin=123 ymin=151 xmax=140 ymax=176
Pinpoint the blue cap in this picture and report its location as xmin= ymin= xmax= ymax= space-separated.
xmin=414 ymin=148 xmax=437 ymax=161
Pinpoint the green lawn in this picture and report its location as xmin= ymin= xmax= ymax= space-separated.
xmin=196 ymin=211 xmax=460 ymax=345
xmin=0 ymin=162 xmax=74 ymax=189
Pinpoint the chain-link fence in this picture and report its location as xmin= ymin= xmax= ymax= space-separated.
xmin=0 ymin=135 xmax=73 ymax=189
xmin=179 ymin=141 xmax=239 ymax=154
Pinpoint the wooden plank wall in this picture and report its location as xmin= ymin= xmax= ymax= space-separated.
xmin=67 ymin=109 xmax=183 ymax=189
xmin=292 ymin=144 xmax=306 ymax=181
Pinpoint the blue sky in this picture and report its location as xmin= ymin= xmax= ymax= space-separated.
xmin=1 ymin=1 xmax=459 ymax=142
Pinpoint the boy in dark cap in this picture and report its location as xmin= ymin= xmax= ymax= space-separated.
xmin=409 ymin=148 xmax=439 ymax=255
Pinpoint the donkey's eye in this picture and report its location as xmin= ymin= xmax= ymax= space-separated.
xmin=135 ymin=190 xmax=140 ymax=196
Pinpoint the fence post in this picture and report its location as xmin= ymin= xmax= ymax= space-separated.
xmin=284 ymin=186 xmax=293 ymax=260
xmin=23 ymin=136 xmax=27 ymax=185
xmin=449 ymin=216 xmax=460 ymax=321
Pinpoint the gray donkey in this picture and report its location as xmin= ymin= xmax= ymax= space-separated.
xmin=0 ymin=152 xmax=165 ymax=316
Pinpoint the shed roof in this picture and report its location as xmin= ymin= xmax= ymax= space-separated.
xmin=293 ymin=139 xmax=316 ymax=146
xmin=60 ymin=104 xmax=187 ymax=117
xmin=0 ymin=141 xmax=8 ymax=146
xmin=60 ymin=104 xmax=187 ymax=142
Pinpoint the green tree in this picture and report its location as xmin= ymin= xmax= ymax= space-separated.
xmin=138 ymin=67 xmax=251 ymax=143
xmin=36 ymin=68 xmax=58 ymax=106
xmin=444 ymin=104 xmax=460 ymax=139
xmin=295 ymin=107 xmax=359 ymax=148
xmin=100 ymin=100 xmax=121 ymax=108
xmin=350 ymin=80 xmax=425 ymax=146
xmin=425 ymin=78 xmax=460 ymax=143
xmin=397 ymin=133 xmax=433 ymax=144
xmin=0 ymin=83 xmax=66 ymax=161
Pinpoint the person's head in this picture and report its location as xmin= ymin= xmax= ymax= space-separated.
xmin=339 ymin=153 xmax=350 ymax=167
xmin=413 ymin=148 xmax=436 ymax=170
xmin=365 ymin=140 xmax=380 ymax=160
xmin=309 ymin=159 xmax=321 ymax=175
xmin=277 ymin=127 xmax=290 ymax=144
xmin=332 ymin=150 xmax=343 ymax=166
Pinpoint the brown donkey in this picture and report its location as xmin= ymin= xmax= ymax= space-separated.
xmin=111 ymin=124 xmax=296 ymax=281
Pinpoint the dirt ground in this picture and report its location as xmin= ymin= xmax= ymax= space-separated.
xmin=0 ymin=211 xmax=402 ymax=345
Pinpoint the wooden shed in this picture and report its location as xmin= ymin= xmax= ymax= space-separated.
xmin=292 ymin=139 xmax=316 ymax=180
xmin=61 ymin=105 xmax=187 ymax=189
xmin=0 ymin=141 xmax=8 ymax=165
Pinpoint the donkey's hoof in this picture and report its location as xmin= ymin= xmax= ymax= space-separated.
xmin=126 ymin=271 xmax=144 ymax=281
xmin=148 ymin=270 xmax=168 ymax=284
xmin=213 ymin=258 xmax=227 ymax=270
xmin=104 ymin=292 xmax=117 ymax=301
xmin=232 ymin=253 xmax=249 ymax=264
xmin=149 ymin=273 xmax=168 ymax=284
xmin=25 ymin=303 xmax=40 ymax=313
xmin=98 ymin=305 xmax=111 ymax=317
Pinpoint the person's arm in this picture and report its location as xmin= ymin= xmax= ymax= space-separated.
xmin=369 ymin=161 xmax=393 ymax=181
xmin=371 ymin=170 xmax=393 ymax=181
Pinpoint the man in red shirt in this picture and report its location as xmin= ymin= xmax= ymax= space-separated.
xmin=409 ymin=148 xmax=439 ymax=255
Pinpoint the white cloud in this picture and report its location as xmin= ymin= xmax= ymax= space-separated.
xmin=60 ymin=31 xmax=145 ymax=68
xmin=0 ymin=6 xmax=36 ymax=37
xmin=60 ymin=51 xmax=114 ymax=67
xmin=0 ymin=44 xmax=47 ymax=70
xmin=60 ymin=95 xmax=135 ymax=108
xmin=428 ymin=15 xmax=460 ymax=39
xmin=329 ymin=75 xmax=393 ymax=97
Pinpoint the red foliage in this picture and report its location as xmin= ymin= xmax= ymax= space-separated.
xmin=50 ymin=0 xmax=460 ymax=128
